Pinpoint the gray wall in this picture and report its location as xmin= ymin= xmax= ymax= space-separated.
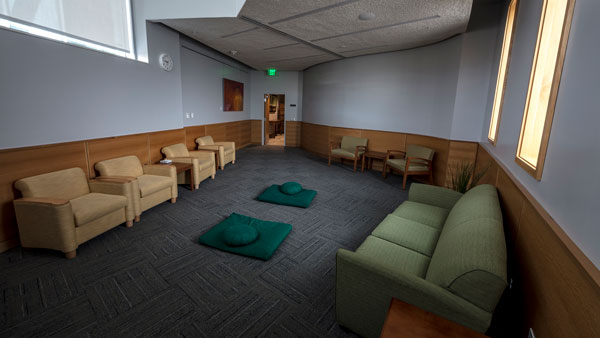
xmin=481 ymin=0 xmax=600 ymax=268
xmin=0 ymin=22 xmax=183 ymax=149
xmin=302 ymin=38 xmax=463 ymax=139
xmin=180 ymin=38 xmax=251 ymax=126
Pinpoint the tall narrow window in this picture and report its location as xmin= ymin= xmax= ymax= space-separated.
xmin=488 ymin=0 xmax=519 ymax=145
xmin=516 ymin=0 xmax=575 ymax=180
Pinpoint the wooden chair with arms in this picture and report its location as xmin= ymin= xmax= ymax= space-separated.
xmin=329 ymin=136 xmax=368 ymax=172
xmin=383 ymin=144 xmax=434 ymax=189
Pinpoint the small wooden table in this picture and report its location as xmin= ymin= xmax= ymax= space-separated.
xmin=362 ymin=150 xmax=388 ymax=174
xmin=159 ymin=162 xmax=194 ymax=191
xmin=380 ymin=298 xmax=489 ymax=338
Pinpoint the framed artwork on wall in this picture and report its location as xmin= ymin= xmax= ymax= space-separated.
xmin=223 ymin=78 xmax=244 ymax=111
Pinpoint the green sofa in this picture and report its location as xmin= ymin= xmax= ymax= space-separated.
xmin=336 ymin=184 xmax=507 ymax=338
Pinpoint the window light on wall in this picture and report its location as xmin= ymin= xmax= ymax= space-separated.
xmin=0 ymin=0 xmax=135 ymax=60
xmin=515 ymin=0 xmax=575 ymax=180
xmin=488 ymin=0 xmax=518 ymax=145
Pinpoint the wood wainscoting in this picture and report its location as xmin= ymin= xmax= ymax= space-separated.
xmin=475 ymin=145 xmax=600 ymax=338
xmin=0 ymin=120 xmax=253 ymax=252
xmin=250 ymin=119 xmax=262 ymax=144
xmin=285 ymin=121 xmax=301 ymax=147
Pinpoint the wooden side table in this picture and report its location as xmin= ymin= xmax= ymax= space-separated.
xmin=380 ymin=298 xmax=489 ymax=338
xmin=159 ymin=162 xmax=194 ymax=191
xmin=362 ymin=150 xmax=388 ymax=175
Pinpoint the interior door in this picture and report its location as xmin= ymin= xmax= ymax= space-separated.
xmin=264 ymin=94 xmax=269 ymax=145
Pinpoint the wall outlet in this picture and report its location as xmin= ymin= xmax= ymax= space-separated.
xmin=185 ymin=113 xmax=190 ymax=119
xmin=529 ymin=328 xmax=536 ymax=338
xmin=191 ymin=113 xmax=194 ymax=118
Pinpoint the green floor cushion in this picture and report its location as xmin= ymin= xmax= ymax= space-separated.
xmin=223 ymin=224 xmax=258 ymax=246
xmin=257 ymin=184 xmax=317 ymax=208
xmin=198 ymin=213 xmax=292 ymax=260
xmin=371 ymin=214 xmax=440 ymax=257
xmin=280 ymin=181 xmax=302 ymax=195
xmin=392 ymin=201 xmax=449 ymax=229
xmin=355 ymin=235 xmax=431 ymax=277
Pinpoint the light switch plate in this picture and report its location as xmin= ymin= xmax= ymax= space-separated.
xmin=185 ymin=113 xmax=190 ymax=119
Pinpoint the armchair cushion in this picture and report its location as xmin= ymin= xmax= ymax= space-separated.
xmin=331 ymin=148 xmax=360 ymax=159
xmin=386 ymin=158 xmax=429 ymax=172
xmin=15 ymin=167 xmax=89 ymax=200
xmin=371 ymin=214 xmax=440 ymax=257
xmin=341 ymin=136 xmax=368 ymax=153
xmin=391 ymin=201 xmax=449 ymax=229
xmin=95 ymin=155 xmax=143 ymax=177
xmin=406 ymin=145 xmax=435 ymax=161
xmin=137 ymin=175 xmax=173 ymax=198
xmin=70 ymin=193 xmax=127 ymax=226
xmin=161 ymin=143 xmax=190 ymax=158
xmin=196 ymin=136 xmax=215 ymax=145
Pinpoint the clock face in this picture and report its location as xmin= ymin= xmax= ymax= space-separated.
xmin=159 ymin=53 xmax=173 ymax=71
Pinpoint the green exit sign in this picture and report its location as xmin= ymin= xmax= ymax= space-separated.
xmin=266 ymin=68 xmax=277 ymax=76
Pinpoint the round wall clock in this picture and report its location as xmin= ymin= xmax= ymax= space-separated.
xmin=159 ymin=53 xmax=174 ymax=71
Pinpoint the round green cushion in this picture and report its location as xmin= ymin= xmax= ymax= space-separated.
xmin=223 ymin=224 xmax=259 ymax=247
xmin=280 ymin=182 xmax=302 ymax=195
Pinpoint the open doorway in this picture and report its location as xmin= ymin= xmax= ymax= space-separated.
xmin=264 ymin=94 xmax=285 ymax=146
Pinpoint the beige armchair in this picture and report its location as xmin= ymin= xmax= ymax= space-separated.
xmin=161 ymin=143 xmax=215 ymax=189
xmin=13 ymin=167 xmax=133 ymax=258
xmin=329 ymin=136 xmax=368 ymax=172
xmin=195 ymin=136 xmax=236 ymax=170
xmin=95 ymin=156 xmax=178 ymax=220
xmin=383 ymin=144 xmax=435 ymax=189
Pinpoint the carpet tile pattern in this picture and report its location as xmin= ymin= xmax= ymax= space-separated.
xmin=0 ymin=146 xmax=411 ymax=338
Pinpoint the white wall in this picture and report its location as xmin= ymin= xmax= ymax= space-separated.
xmin=250 ymin=71 xmax=303 ymax=144
xmin=481 ymin=0 xmax=600 ymax=268
xmin=0 ymin=22 xmax=183 ymax=149
xmin=450 ymin=3 xmax=503 ymax=141
xmin=180 ymin=38 xmax=251 ymax=126
xmin=301 ymin=38 xmax=463 ymax=139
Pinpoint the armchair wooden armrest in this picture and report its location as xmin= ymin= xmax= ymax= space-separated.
xmin=330 ymin=141 xmax=341 ymax=152
xmin=406 ymin=156 xmax=432 ymax=168
xmin=355 ymin=145 xmax=367 ymax=158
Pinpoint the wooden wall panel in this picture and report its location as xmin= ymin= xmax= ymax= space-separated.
xmin=445 ymin=141 xmax=479 ymax=187
xmin=329 ymin=127 xmax=361 ymax=146
xmin=475 ymin=144 xmax=500 ymax=186
xmin=405 ymin=134 xmax=449 ymax=187
xmin=225 ymin=121 xmax=241 ymax=146
xmin=285 ymin=121 xmax=301 ymax=147
xmin=239 ymin=120 xmax=251 ymax=147
xmin=87 ymin=134 xmax=150 ymax=177
xmin=360 ymin=130 xmax=406 ymax=153
xmin=251 ymin=120 xmax=262 ymax=144
xmin=184 ymin=126 xmax=206 ymax=150
xmin=148 ymin=129 xmax=186 ymax=163
xmin=301 ymin=122 xmax=329 ymax=156
xmin=0 ymin=141 xmax=88 ymax=245
xmin=205 ymin=123 xmax=226 ymax=142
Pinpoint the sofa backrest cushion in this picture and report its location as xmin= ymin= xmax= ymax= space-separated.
xmin=196 ymin=136 xmax=215 ymax=146
xmin=95 ymin=155 xmax=143 ymax=178
xmin=161 ymin=143 xmax=190 ymax=158
xmin=425 ymin=184 xmax=507 ymax=312
xmin=406 ymin=145 xmax=435 ymax=161
xmin=15 ymin=167 xmax=90 ymax=200
xmin=340 ymin=136 xmax=368 ymax=153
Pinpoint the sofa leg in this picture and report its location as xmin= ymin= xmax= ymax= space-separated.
xmin=126 ymin=220 xmax=133 ymax=227
xmin=135 ymin=215 xmax=141 ymax=222
xmin=220 ymin=165 xmax=224 ymax=170
xmin=232 ymin=160 xmax=235 ymax=164
xmin=171 ymin=197 xmax=177 ymax=204
xmin=64 ymin=250 xmax=76 ymax=259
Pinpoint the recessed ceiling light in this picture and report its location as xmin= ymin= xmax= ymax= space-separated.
xmin=359 ymin=12 xmax=376 ymax=21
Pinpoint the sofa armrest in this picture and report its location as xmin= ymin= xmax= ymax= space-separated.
xmin=336 ymin=249 xmax=490 ymax=338
xmin=13 ymin=198 xmax=77 ymax=253
xmin=93 ymin=176 xmax=137 ymax=183
xmin=142 ymin=164 xmax=178 ymax=198
xmin=213 ymin=141 xmax=235 ymax=150
xmin=408 ymin=183 xmax=463 ymax=210
xmin=88 ymin=180 xmax=137 ymax=221
xmin=189 ymin=150 xmax=217 ymax=162
xmin=196 ymin=145 xmax=221 ymax=151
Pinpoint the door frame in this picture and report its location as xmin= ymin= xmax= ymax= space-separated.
xmin=263 ymin=93 xmax=285 ymax=146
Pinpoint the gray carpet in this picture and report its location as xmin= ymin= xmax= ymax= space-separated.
xmin=0 ymin=146 xmax=411 ymax=338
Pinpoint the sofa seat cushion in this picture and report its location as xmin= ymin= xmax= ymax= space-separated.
xmin=70 ymin=193 xmax=127 ymax=226
xmin=331 ymin=148 xmax=362 ymax=158
xmin=137 ymin=175 xmax=173 ymax=198
xmin=386 ymin=158 xmax=429 ymax=172
xmin=196 ymin=159 xmax=215 ymax=171
xmin=392 ymin=201 xmax=449 ymax=229
xmin=356 ymin=235 xmax=430 ymax=277
xmin=371 ymin=214 xmax=440 ymax=257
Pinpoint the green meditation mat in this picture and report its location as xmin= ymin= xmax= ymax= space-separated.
xmin=257 ymin=184 xmax=317 ymax=208
xmin=198 ymin=213 xmax=292 ymax=260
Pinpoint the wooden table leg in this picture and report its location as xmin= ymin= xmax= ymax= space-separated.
xmin=361 ymin=155 xmax=365 ymax=172
xmin=190 ymin=168 xmax=194 ymax=191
